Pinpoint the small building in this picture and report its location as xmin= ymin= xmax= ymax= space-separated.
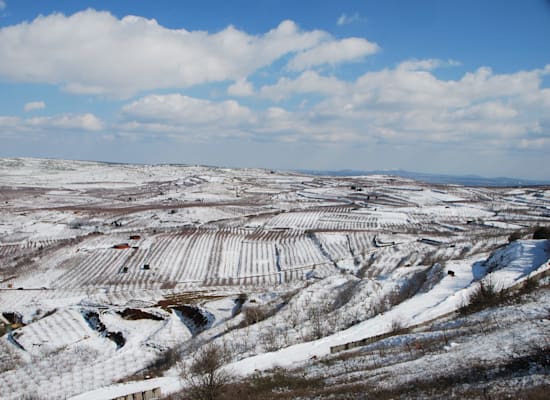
xmin=113 ymin=243 xmax=130 ymax=249
xmin=129 ymin=235 xmax=141 ymax=240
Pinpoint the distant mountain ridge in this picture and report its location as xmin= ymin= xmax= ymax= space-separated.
xmin=297 ymin=169 xmax=550 ymax=187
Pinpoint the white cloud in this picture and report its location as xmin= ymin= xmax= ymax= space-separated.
xmin=257 ymin=61 xmax=549 ymax=147
xmin=0 ymin=113 xmax=103 ymax=132
xmin=260 ymin=70 xmax=348 ymax=101
xmin=0 ymin=10 xmax=329 ymax=97
xmin=32 ymin=113 xmax=104 ymax=131
xmin=227 ymin=79 xmax=255 ymax=97
xmin=0 ymin=1 xmax=5 ymax=11
xmin=287 ymin=37 xmax=379 ymax=71
xmin=397 ymin=59 xmax=447 ymax=71
xmin=316 ymin=62 xmax=550 ymax=144
xmin=0 ymin=115 xmax=18 ymax=127
xmin=121 ymin=94 xmax=254 ymax=127
xmin=24 ymin=101 xmax=46 ymax=112
xmin=117 ymin=61 xmax=550 ymax=150
xmin=337 ymin=13 xmax=361 ymax=26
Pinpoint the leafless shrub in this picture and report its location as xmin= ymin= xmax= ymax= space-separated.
xmin=308 ymin=304 xmax=325 ymax=340
xmin=358 ymin=253 xmax=377 ymax=278
xmin=249 ymin=368 xmax=323 ymax=394
xmin=420 ymin=250 xmax=445 ymax=267
xmin=508 ymin=230 xmax=523 ymax=242
xmin=259 ymin=324 xmax=280 ymax=352
xmin=241 ymin=305 xmax=276 ymax=327
xmin=459 ymin=278 xmax=509 ymax=315
xmin=286 ymin=303 xmax=301 ymax=329
xmin=389 ymin=318 xmax=409 ymax=335
xmin=400 ymin=267 xmax=430 ymax=299
xmin=183 ymin=342 xmax=233 ymax=400
xmin=459 ymin=244 xmax=471 ymax=258
xmin=146 ymin=347 xmax=181 ymax=377
xmin=332 ymin=280 xmax=359 ymax=310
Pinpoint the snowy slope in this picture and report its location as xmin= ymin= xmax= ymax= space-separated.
xmin=227 ymin=240 xmax=550 ymax=375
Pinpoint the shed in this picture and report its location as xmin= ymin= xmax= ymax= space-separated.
xmin=129 ymin=235 xmax=141 ymax=240
xmin=113 ymin=243 xmax=130 ymax=249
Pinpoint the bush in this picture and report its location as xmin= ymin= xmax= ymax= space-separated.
xmin=184 ymin=343 xmax=233 ymax=400
xmin=208 ymin=369 xmax=324 ymax=400
xmin=389 ymin=319 xmax=409 ymax=335
xmin=459 ymin=279 xmax=509 ymax=315
xmin=508 ymin=230 xmax=522 ymax=242
xmin=517 ymin=275 xmax=539 ymax=297
xmin=146 ymin=347 xmax=180 ymax=376
xmin=241 ymin=305 xmax=276 ymax=327
xmin=249 ymin=368 xmax=322 ymax=393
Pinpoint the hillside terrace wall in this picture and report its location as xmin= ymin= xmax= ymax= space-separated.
xmin=111 ymin=387 xmax=161 ymax=400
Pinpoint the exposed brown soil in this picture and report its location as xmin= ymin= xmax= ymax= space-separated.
xmin=117 ymin=308 xmax=164 ymax=321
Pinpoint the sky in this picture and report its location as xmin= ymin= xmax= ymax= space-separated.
xmin=0 ymin=0 xmax=549 ymax=179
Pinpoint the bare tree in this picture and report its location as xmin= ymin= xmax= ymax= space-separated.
xmin=186 ymin=342 xmax=233 ymax=400
xmin=308 ymin=303 xmax=325 ymax=340
xmin=259 ymin=323 xmax=280 ymax=351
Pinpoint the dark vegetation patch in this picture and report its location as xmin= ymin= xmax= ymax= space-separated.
xmin=144 ymin=347 xmax=181 ymax=378
xmin=459 ymin=272 xmax=546 ymax=316
xmin=238 ymin=305 xmax=278 ymax=328
xmin=117 ymin=308 xmax=164 ymax=321
xmin=173 ymin=305 xmax=209 ymax=327
xmin=166 ymin=368 xmax=324 ymax=400
xmin=459 ymin=280 xmax=510 ymax=315
xmin=2 ymin=312 xmax=24 ymax=326
xmin=156 ymin=291 xmax=225 ymax=308
xmin=533 ymin=226 xmax=550 ymax=240
xmin=171 ymin=305 xmax=213 ymax=335
xmin=82 ymin=310 xmax=125 ymax=349
xmin=228 ymin=291 xmax=298 ymax=331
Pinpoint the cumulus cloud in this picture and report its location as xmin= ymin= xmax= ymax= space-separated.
xmin=308 ymin=61 xmax=550 ymax=145
xmin=227 ymin=79 xmax=255 ymax=96
xmin=116 ymin=60 xmax=550 ymax=150
xmin=0 ymin=10 xmax=329 ymax=97
xmin=32 ymin=113 xmax=103 ymax=131
xmin=24 ymin=101 xmax=46 ymax=112
xmin=260 ymin=70 xmax=348 ymax=101
xmin=121 ymin=94 xmax=254 ymax=127
xmin=0 ymin=113 xmax=103 ymax=132
xmin=287 ymin=37 xmax=379 ymax=71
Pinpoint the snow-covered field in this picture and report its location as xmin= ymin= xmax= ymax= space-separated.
xmin=0 ymin=158 xmax=549 ymax=399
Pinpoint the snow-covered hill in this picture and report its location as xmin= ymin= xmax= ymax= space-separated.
xmin=0 ymin=158 xmax=548 ymax=399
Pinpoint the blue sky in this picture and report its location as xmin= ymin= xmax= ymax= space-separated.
xmin=0 ymin=0 xmax=549 ymax=179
